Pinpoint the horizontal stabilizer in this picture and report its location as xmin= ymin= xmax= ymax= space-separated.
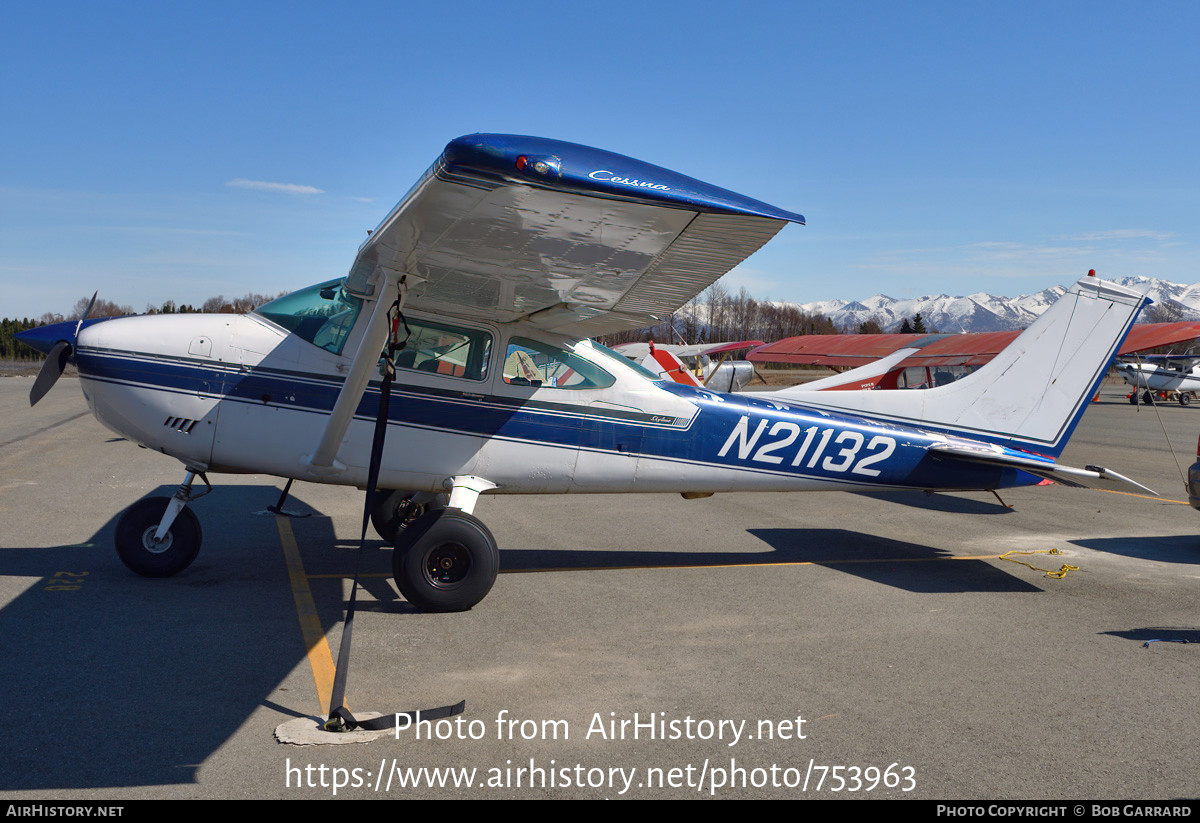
xmin=928 ymin=443 xmax=1157 ymax=496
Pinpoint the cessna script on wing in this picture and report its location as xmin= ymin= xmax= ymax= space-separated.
xmin=588 ymin=170 xmax=671 ymax=191
xmin=718 ymin=415 xmax=898 ymax=477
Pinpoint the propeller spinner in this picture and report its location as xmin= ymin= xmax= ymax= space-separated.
xmin=17 ymin=291 xmax=98 ymax=406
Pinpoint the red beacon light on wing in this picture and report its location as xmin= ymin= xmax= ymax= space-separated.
xmin=515 ymin=154 xmax=562 ymax=179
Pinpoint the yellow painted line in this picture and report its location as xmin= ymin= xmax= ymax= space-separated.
xmin=1095 ymin=488 xmax=1188 ymax=504
xmin=502 ymin=553 xmax=1011 ymax=573
xmin=276 ymin=516 xmax=335 ymax=716
xmin=306 ymin=572 xmax=392 ymax=579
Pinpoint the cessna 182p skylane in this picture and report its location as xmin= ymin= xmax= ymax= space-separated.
xmin=19 ymin=133 xmax=1155 ymax=613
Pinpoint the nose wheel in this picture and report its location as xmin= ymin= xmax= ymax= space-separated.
xmin=114 ymin=470 xmax=209 ymax=577
xmin=392 ymin=508 xmax=498 ymax=612
xmin=114 ymin=496 xmax=202 ymax=577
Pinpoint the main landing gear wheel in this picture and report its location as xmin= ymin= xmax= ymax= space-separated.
xmin=369 ymin=489 xmax=448 ymax=543
xmin=1142 ymin=390 xmax=1156 ymax=405
xmin=1128 ymin=393 xmax=1139 ymax=405
xmin=392 ymin=508 xmax=498 ymax=613
xmin=1180 ymin=393 xmax=1192 ymax=406
xmin=114 ymin=496 xmax=202 ymax=578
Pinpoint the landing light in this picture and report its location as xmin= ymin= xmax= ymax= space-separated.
xmin=515 ymin=154 xmax=561 ymax=179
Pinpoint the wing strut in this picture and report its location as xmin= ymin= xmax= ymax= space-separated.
xmin=324 ymin=296 xmax=466 ymax=732
xmin=304 ymin=274 xmax=407 ymax=474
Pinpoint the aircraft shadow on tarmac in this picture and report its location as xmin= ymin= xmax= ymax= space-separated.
xmin=0 ymin=483 xmax=358 ymax=791
xmin=497 ymin=528 xmax=1041 ymax=595
xmin=852 ymin=489 xmax=1016 ymax=515
xmin=744 ymin=528 xmax=1043 ymax=594
xmin=1070 ymin=534 xmax=1200 ymax=565
xmin=1103 ymin=627 xmax=1200 ymax=645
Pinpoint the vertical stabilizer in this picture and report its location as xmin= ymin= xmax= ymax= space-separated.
xmin=776 ymin=276 xmax=1148 ymax=457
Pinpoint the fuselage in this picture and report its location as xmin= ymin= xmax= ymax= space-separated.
xmin=59 ymin=284 xmax=1039 ymax=497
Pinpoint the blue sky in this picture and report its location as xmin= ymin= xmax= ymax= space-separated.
xmin=2 ymin=1 xmax=1198 ymax=319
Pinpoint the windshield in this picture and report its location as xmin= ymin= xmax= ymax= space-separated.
xmin=253 ymin=279 xmax=364 ymax=354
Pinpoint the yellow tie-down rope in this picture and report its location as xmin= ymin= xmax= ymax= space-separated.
xmin=999 ymin=548 xmax=1080 ymax=579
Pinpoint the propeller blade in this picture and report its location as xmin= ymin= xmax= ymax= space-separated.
xmin=29 ymin=340 xmax=71 ymax=407
xmin=75 ymin=291 xmax=98 ymax=339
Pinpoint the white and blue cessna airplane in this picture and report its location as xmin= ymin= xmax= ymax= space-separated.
xmin=19 ymin=134 xmax=1154 ymax=613
xmin=1115 ymin=356 xmax=1200 ymax=405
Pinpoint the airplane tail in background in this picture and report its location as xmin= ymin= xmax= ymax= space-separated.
xmin=776 ymin=275 xmax=1149 ymax=458
xmin=764 ymin=346 xmax=921 ymax=393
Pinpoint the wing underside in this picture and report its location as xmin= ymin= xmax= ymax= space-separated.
xmin=346 ymin=134 xmax=804 ymax=337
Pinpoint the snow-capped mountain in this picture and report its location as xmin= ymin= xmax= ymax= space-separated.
xmin=801 ymin=277 xmax=1200 ymax=333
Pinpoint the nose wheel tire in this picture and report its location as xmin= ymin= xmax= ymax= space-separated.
xmin=392 ymin=509 xmax=498 ymax=612
xmin=114 ymin=496 xmax=202 ymax=578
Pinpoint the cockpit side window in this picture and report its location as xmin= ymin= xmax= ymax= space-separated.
xmin=390 ymin=317 xmax=492 ymax=381
xmin=253 ymin=279 xmax=364 ymax=355
xmin=502 ymin=337 xmax=614 ymax=389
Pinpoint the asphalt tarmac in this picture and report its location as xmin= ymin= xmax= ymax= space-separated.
xmin=1 ymin=375 xmax=1197 ymax=800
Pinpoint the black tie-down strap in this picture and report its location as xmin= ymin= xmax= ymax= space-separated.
xmin=324 ymin=292 xmax=465 ymax=733
xmin=326 ymin=700 xmax=468 ymax=732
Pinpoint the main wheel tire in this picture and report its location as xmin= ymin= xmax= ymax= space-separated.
xmin=1180 ymin=393 xmax=1192 ymax=406
xmin=114 ymin=496 xmax=202 ymax=578
xmin=369 ymin=489 xmax=449 ymax=543
xmin=1128 ymin=393 xmax=1139 ymax=405
xmin=392 ymin=509 xmax=498 ymax=612
xmin=1143 ymin=391 xmax=1155 ymax=405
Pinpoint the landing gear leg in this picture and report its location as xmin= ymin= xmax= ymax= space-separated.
xmin=369 ymin=489 xmax=449 ymax=543
xmin=391 ymin=476 xmax=499 ymax=612
xmin=115 ymin=470 xmax=211 ymax=577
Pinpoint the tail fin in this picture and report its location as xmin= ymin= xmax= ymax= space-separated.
xmin=780 ymin=276 xmax=1148 ymax=457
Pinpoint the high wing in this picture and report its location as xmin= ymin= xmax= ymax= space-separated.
xmin=749 ymin=320 xmax=1200 ymax=371
xmin=346 ymin=134 xmax=804 ymax=337
xmin=309 ymin=134 xmax=805 ymax=470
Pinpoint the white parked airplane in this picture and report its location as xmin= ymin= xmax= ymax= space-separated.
xmin=1115 ymin=356 xmax=1200 ymax=405
xmin=19 ymin=133 xmax=1153 ymax=613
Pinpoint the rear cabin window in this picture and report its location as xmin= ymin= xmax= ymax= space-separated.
xmin=502 ymin=337 xmax=614 ymax=390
